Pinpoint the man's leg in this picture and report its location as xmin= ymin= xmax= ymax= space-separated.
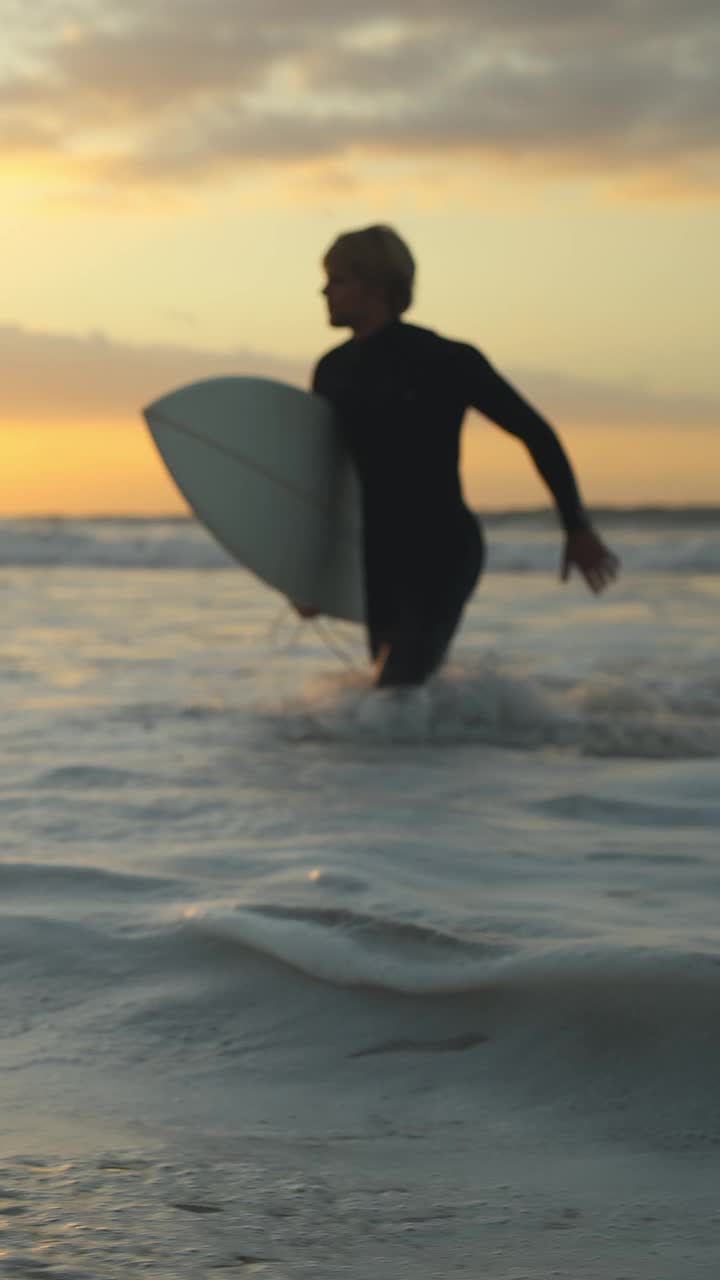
xmin=373 ymin=614 xmax=461 ymax=687
xmin=369 ymin=527 xmax=485 ymax=688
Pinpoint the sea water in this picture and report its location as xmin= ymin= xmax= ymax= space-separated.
xmin=1 ymin=509 xmax=719 ymax=1278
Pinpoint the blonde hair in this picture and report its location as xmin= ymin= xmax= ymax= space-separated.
xmin=323 ymin=225 xmax=415 ymax=316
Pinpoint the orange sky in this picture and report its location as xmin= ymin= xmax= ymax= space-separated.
xmin=2 ymin=3 xmax=718 ymax=515
xmin=4 ymin=418 xmax=717 ymax=518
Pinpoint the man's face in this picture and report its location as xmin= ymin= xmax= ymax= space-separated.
xmin=322 ymin=267 xmax=382 ymax=329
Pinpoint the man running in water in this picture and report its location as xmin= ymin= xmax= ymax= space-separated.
xmin=297 ymin=225 xmax=618 ymax=688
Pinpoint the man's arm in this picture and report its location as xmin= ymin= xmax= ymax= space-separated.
xmin=463 ymin=346 xmax=619 ymax=592
xmin=463 ymin=346 xmax=587 ymax=530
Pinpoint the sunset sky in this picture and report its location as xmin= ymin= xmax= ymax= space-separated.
xmin=2 ymin=0 xmax=718 ymax=515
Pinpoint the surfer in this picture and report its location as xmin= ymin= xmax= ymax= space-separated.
xmin=295 ymin=225 xmax=619 ymax=688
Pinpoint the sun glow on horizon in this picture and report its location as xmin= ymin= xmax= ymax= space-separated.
xmin=2 ymin=418 xmax=717 ymax=518
xmin=1 ymin=425 xmax=186 ymax=517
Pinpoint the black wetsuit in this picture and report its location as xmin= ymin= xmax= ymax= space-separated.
xmin=313 ymin=320 xmax=588 ymax=686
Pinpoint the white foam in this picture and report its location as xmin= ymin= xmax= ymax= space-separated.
xmin=260 ymin=650 xmax=720 ymax=759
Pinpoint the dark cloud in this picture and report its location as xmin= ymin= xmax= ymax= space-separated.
xmin=1 ymin=323 xmax=717 ymax=432
xmin=1 ymin=1 xmax=719 ymax=192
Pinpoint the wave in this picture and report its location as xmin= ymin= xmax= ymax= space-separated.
xmin=0 ymin=516 xmax=231 ymax=570
xmin=0 ymin=860 xmax=175 ymax=896
xmin=486 ymin=504 xmax=720 ymax=528
xmin=5 ymin=893 xmax=720 ymax=1146
xmin=185 ymin=903 xmax=514 ymax=994
xmin=185 ymin=903 xmax=720 ymax=996
xmin=1 ymin=511 xmax=719 ymax=572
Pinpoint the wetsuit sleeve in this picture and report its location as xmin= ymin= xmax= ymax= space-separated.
xmin=461 ymin=345 xmax=590 ymax=534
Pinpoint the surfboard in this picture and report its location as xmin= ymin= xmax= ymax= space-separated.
xmin=143 ymin=376 xmax=365 ymax=622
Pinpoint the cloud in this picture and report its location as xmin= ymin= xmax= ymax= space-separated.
xmin=0 ymin=324 xmax=309 ymax=423
xmin=1 ymin=0 xmax=719 ymax=197
xmin=1 ymin=322 xmax=717 ymax=433
xmin=496 ymin=366 xmax=720 ymax=431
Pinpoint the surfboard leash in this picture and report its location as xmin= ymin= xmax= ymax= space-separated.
xmin=264 ymin=601 xmax=358 ymax=671
xmin=310 ymin=617 xmax=359 ymax=671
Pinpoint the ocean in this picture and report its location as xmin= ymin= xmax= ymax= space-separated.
xmin=2 ymin=507 xmax=720 ymax=1278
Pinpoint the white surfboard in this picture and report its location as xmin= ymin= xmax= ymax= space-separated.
xmin=143 ymin=376 xmax=365 ymax=622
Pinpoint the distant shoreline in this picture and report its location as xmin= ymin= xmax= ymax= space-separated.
xmin=2 ymin=505 xmax=718 ymax=524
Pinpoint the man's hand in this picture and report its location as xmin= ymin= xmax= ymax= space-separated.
xmin=290 ymin=599 xmax=321 ymax=619
xmin=561 ymin=529 xmax=619 ymax=594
